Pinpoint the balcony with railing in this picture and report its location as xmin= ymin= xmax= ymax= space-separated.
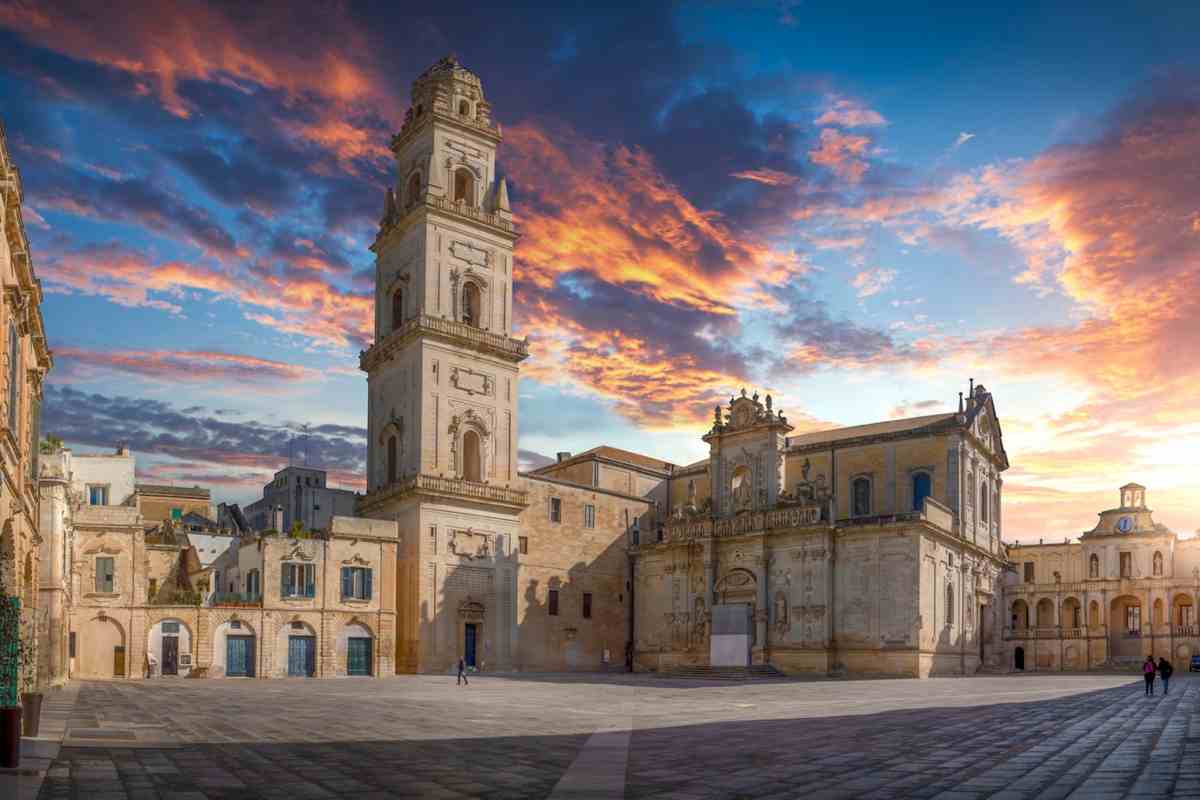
xmin=208 ymin=591 xmax=262 ymax=608
xmin=358 ymin=472 xmax=529 ymax=514
xmin=360 ymin=312 xmax=529 ymax=371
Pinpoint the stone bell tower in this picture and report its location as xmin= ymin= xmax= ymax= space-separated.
xmin=359 ymin=57 xmax=529 ymax=673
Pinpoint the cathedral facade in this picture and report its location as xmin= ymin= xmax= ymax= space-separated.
xmin=359 ymin=58 xmax=1012 ymax=678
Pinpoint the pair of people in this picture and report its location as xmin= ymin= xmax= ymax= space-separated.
xmin=1143 ymin=656 xmax=1173 ymax=695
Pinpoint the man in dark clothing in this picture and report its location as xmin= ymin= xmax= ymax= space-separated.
xmin=1143 ymin=656 xmax=1157 ymax=696
xmin=1159 ymin=657 xmax=1173 ymax=695
xmin=457 ymin=657 xmax=468 ymax=686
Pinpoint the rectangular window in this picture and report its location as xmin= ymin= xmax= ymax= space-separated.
xmin=1120 ymin=552 xmax=1132 ymax=578
xmin=161 ymin=621 xmax=179 ymax=634
xmin=583 ymin=504 xmax=596 ymax=529
xmin=148 ymin=578 xmax=158 ymax=599
xmin=549 ymin=497 xmax=562 ymax=523
xmin=1023 ymin=562 xmax=1035 ymax=583
xmin=68 ymin=631 xmax=76 ymax=658
xmin=429 ymin=525 xmax=437 ymax=554
xmin=583 ymin=592 xmax=592 ymax=619
xmin=88 ymin=485 xmax=108 ymax=506
xmin=548 ymin=589 xmax=559 ymax=616
xmin=1126 ymin=605 xmax=1141 ymax=632
xmin=518 ymin=536 xmax=528 ymax=555
xmin=281 ymin=563 xmax=316 ymax=598
xmin=95 ymin=556 xmax=114 ymax=593
xmin=341 ymin=566 xmax=373 ymax=601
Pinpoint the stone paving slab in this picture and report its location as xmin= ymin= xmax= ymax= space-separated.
xmin=32 ymin=672 xmax=1200 ymax=799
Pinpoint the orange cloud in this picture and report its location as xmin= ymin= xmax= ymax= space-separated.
xmin=53 ymin=347 xmax=325 ymax=385
xmin=814 ymin=98 xmax=887 ymax=128
xmin=730 ymin=168 xmax=801 ymax=186
xmin=41 ymin=244 xmax=372 ymax=348
xmin=809 ymin=128 xmax=872 ymax=183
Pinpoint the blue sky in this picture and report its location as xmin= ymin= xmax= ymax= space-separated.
xmin=2 ymin=0 xmax=1198 ymax=540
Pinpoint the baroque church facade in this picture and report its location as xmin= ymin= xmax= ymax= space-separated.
xmin=358 ymin=57 xmax=1012 ymax=678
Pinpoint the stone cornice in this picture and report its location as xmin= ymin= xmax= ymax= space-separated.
xmin=357 ymin=472 xmax=529 ymax=515
xmin=373 ymin=193 xmax=517 ymax=251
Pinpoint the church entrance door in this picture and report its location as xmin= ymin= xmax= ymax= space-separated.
xmin=464 ymin=623 xmax=478 ymax=668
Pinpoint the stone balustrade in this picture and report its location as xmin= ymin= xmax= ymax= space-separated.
xmin=360 ymin=312 xmax=529 ymax=371
xmin=358 ymin=472 xmax=529 ymax=514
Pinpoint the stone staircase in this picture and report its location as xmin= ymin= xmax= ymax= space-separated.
xmin=657 ymin=664 xmax=790 ymax=681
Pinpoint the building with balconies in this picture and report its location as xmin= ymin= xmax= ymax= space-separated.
xmin=1003 ymin=483 xmax=1197 ymax=671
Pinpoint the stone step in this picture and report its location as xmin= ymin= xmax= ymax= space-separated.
xmin=657 ymin=664 xmax=789 ymax=681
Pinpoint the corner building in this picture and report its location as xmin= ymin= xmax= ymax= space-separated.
xmin=361 ymin=58 xmax=1011 ymax=678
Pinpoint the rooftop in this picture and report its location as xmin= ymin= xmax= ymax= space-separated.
xmin=786 ymin=412 xmax=956 ymax=449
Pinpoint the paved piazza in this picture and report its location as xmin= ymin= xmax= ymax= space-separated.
xmin=33 ymin=673 xmax=1200 ymax=799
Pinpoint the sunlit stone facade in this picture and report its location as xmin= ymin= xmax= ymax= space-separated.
xmin=1003 ymin=484 xmax=1199 ymax=671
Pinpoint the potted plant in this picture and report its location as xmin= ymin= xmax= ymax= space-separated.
xmin=19 ymin=620 xmax=41 ymax=737
xmin=0 ymin=593 xmax=22 ymax=768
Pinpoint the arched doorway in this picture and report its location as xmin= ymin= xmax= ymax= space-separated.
xmin=278 ymin=620 xmax=317 ymax=678
xmin=147 ymin=618 xmax=192 ymax=677
xmin=79 ymin=616 xmax=125 ymax=678
xmin=339 ymin=622 xmax=374 ymax=676
xmin=213 ymin=619 xmax=256 ymax=678
xmin=458 ymin=598 xmax=485 ymax=669
xmin=1014 ymin=646 xmax=1025 ymax=671
xmin=1109 ymin=595 xmax=1142 ymax=659
xmin=1011 ymin=599 xmax=1029 ymax=630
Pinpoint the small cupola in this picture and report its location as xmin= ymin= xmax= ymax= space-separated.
xmin=1119 ymin=483 xmax=1146 ymax=510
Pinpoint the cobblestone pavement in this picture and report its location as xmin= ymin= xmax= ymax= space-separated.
xmin=34 ymin=672 xmax=1200 ymax=799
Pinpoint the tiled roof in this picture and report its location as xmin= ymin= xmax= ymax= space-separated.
xmin=786 ymin=412 xmax=956 ymax=449
xmin=536 ymin=445 xmax=676 ymax=475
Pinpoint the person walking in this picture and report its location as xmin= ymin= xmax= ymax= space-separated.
xmin=1143 ymin=655 xmax=1157 ymax=696
xmin=1159 ymin=656 xmax=1174 ymax=695
xmin=457 ymin=657 xmax=469 ymax=686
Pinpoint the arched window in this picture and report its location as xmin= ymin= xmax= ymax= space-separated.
xmin=1089 ymin=554 xmax=1099 ymax=578
xmin=911 ymin=472 xmax=932 ymax=512
xmin=980 ymin=482 xmax=989 ymax=522
xmin=1089 ymin=600 xmax=1100 ymax=627
xmin=852 ymin=476 xmax=871 ymax=517
xmin=386 ymin=435 xmax=397 ymax=485
xmin=391 ymin=289 xmax=404 ymax=331
xmin=1153 ymin=551 xmax=1163 ymax=576
xmin=405 ymin=172 xmax=421 ymax=208
xmin=453 ymin=168 xmax=476 ymax=206
xmin=945 ymin=583 xmax=954 ymax=625
xmin=462 ymin=430 xmax=482 ymax=482
xmin=461 ymin=282 xmax=481 ymax=327
xmin=458 ymin=99 xmax=470 ymax=116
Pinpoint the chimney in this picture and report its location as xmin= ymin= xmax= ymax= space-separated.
xmin=556 ymin=452 xmax=571 ymax=463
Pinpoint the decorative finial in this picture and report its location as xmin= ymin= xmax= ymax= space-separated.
xmin=740 ymin=387 xmax=748 ymax=398
xmin=765 ymin=394 xmax=773 ymax=411
xmin=752 ymin=391 xmax=759 ymax=403
xmin=714 ymin=405 xmax=721 ymax=426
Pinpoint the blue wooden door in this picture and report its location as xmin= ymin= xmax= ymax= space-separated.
xmin=288 ymin=636 xmax=315 ymax=677
xmin=226 ymin=636 xmax=254 ymax=677
xmin=347 ymin=637 xmax=372 ymax=676
xmin=464 ymin=623 xmax=477 ymax=668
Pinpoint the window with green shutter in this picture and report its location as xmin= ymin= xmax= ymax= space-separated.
xmin=341 ymin=566 xmax=372 ymax=600
xmin=95 ymin=556 xmax=114 ymax=593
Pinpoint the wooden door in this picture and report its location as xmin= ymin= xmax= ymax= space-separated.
xmin=227 ymin=636 xmax=254 ymax=677
xmin=288 ymin=636 xmax=316 ymax=677
xmin=347 ymin=637 xmax=372 ymax=676
xmin=113 ymin=645 xmax=125 ymax=677
xmin=162 ymin=636 xmax=179 ymax=676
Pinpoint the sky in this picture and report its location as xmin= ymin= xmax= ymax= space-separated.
xmin=1 ymin=0 xmax=1198 ymax=543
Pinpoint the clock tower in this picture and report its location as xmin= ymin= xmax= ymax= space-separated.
xmin=359 ymin=57 xmax=529 ymax=672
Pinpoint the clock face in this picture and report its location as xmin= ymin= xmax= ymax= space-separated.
xmin=1117 ymin=516 xmax=1133 ymax=533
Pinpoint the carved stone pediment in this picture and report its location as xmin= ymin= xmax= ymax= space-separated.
xmin=342 ymin=553 xmax=370 ymax=567
xmin=458 ymin=597 xmax=486 ymax=621
xmin=282 ymin=545 xmax=315 ymax=562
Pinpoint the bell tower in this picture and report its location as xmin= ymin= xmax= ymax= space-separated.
xmin=361 ymin=55 xmax=527 ymax=495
